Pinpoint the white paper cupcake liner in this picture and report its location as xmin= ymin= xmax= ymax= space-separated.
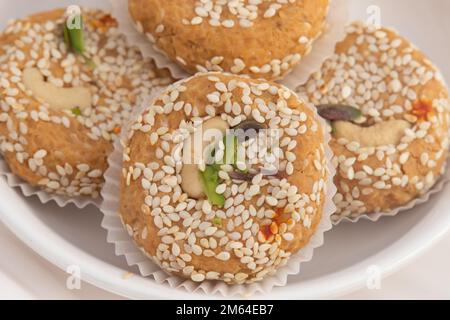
xmin=332 ymin=161 xmax=450 ymax=225
xmin=281 ymin=0 xmax=348 ymax=88
xmin=0 ymin=156 xmax=100 ymax=209
xmin=110 ymin=0 xmax=348 ymax=89
xmin=99 ymin=78 xmax=337 ymax=297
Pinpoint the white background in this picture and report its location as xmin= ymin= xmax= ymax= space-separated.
xmin=0 ymin=0 xmax=450 ymax=299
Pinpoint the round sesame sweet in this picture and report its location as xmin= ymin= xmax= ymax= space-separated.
xmin=120 ymin=72 xmax=329 ymax=284
xmin=128 ymin=0 xmax=330 ymax=80
xmin=297 ymin=22 xmax=450 ymax=221
xmin=0 ymin=9 xmax=172 ymax=199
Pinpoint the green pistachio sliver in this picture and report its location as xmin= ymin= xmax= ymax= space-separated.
xmin=64 ymin=14 xmax=85 ymax=54
xmin=213 ymin=217 xmax=222 ymax=226
xmin=223 ymin=134 xmax=237 ymax=165
xmin=63 ymin=14 xmax=97 ymax=69
xmin=63 ymin=24 xmax=71 ymax=48
xmin=199 ymin=165 xmax=225 ymax=207
xmin=71 ymin=106 xmax=82 ymax=116
xmin=317 ymin=104 xmax=363 ymax=122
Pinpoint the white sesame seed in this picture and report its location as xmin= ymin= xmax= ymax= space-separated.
xmin=341 ymin=85 xmax=352 ymax=99
xmin=216 ymin=252 xmax=230 ymax=261
xmin=207 ymin=93 xmax=220 ymax=104
xmin=399 ymin=152 xmax=410 ymax=164
xmin=222 ymin=19 xmax=235 ymax=28
xmin=191 ymin=17 xmax=203 ymax=25
xmin=283 ymin=233 xmax=294 ymax=241
xmin=33 ymin=149 xmax=47 ymax=159
xmin=266 ymin=196 xmax=278 ymax=206
xmin=191 ymin=273 xmax=205 ymax=282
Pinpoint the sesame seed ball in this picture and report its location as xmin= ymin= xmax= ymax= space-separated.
xmin=120 ymin=72 xmax=329 ymax=284
xmin=128 ymin=0 xmax=329 ymax=80
xmin=297 ymin=21 xmax=450 ymax=221
xmin=0 ymin=9 xmax=172 ymax=199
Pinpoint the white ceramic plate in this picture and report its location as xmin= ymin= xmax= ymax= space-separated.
xmin=1 ymin=0 xmax=450 ymax=299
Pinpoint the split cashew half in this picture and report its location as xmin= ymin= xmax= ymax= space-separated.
xmin=23 ymin=68 xmax=92 ymax=111
xmin=180 ymin=117 xmax=229 ymax=199
xmin=333 ymin=119 xmax=411 ymax=147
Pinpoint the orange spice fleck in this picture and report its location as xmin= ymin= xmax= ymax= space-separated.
xmin=411 ymin=99 xmax=433 ymax=121
xmin=319 ymin=83 xmax=328 ymax=94
xmin=261 ymin=225 xmax=272 ymax=240
xmin=88 ymin=14 xmax=117 ymax=32
xmin=113 ymin=127 xmax=121 ymax=134
xmin=260 ymin=208 xmax=298 ymax=243
xmin=275 ymin=207 xmax=284 ymax=218
xmin=260 ymin=222 xmax=280 ymax=243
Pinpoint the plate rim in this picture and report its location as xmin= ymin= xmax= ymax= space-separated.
xmin=1 ymin=178 xmax=450 ymax=299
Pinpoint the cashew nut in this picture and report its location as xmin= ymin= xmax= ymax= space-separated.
xmin=180 ymin=164 xmax=204 ymax=198
xmin=23 ymin=68 xmax=92 ymax=111
xmin=180 ymin=117 xmax=229 ymax=199
xmin=333 ymin=119 xmax=411 ymax=147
